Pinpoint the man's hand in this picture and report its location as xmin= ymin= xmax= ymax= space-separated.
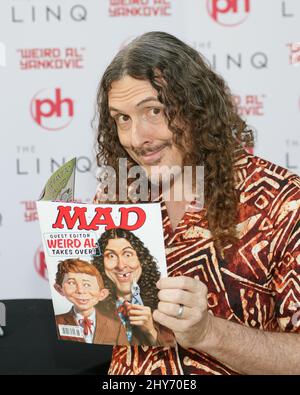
xmin=128 ymin=304 xmax=157 ymax=341
xmin=153 ymin=276 xmax=211 ymax=349
xmin=153 ymin=277 xmax=300 ymax=375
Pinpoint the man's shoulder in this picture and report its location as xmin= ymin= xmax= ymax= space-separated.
xmin=235 ymin=151 xmax=300 ymax=197
xmin=234 ymin=152 xmax=300 ymax=227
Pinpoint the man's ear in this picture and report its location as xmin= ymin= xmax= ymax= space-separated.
xmin=54 ymin=283 xmax=65 ymax=296
xmin=99 ymin=288 xmax=109 ymax=301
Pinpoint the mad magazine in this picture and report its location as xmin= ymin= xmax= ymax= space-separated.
xmin=36 ymin=159 xmax=175 ymax=347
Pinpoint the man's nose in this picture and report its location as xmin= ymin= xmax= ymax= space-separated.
xmin=76 ymin=283 xmax=85 ymax=293
xmin=116 ymin=256 xmax=127 ymax=271
xmin=130 ymin=118 xmax=152 ymax=149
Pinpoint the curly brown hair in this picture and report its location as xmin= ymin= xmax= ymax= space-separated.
xmin=95 ymin=31 xmax=254 ymax=252
xmin=92 ymin=228 xmax=161 ymax=314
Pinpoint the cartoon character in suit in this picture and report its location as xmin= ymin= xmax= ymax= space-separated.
xmin=54 ymin=258 xmax=127 ymax=345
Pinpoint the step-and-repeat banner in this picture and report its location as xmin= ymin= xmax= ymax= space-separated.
xmin=0 ymin=0 xmax=299 ymax=299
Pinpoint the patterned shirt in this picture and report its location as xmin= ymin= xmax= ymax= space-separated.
xmin=97 ymin=152 xmax=300 ymax=375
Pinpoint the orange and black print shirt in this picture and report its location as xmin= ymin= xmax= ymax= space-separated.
xmin=95 ymin=153 xmax=300 ymax=375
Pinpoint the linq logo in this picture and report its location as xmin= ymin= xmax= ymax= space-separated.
xmin=206 ymin=0 xmax=251 ymax=27
xmin=30 ymin=88 xmax=74 ymax=131
xmin=34 ymin=245 xmax=48 ymax=281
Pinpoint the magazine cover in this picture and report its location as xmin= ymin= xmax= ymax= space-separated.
xmin=36 ymin=160 xmax=175 ymax=347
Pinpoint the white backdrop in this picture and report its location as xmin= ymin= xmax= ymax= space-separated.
xmin=0 ymin=0 xmax=299 ymax=299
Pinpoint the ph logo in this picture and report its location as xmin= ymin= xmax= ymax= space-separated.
xmin=34 ymin=245 xmax=48 ymax=281
xmin=0 ymin=42 xmax=6 ymax=67
xmin=30 ymin=88 xmax=74 ymax=130
xmin=206 ymin=0 xmax=251 ymax=27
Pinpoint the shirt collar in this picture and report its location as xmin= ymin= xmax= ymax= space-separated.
xmin=73 ymin=307 xmax=96 ymax=325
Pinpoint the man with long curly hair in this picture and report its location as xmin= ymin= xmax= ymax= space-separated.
xmin=94 ymin=32 xmax=300 ymax=374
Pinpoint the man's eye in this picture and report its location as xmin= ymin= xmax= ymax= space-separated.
xmin=150 ymin=108 xmax=161 ymax=115
xmin=116 ymin=114 xmax=130 ymax=124
xmin=146 ymin=107 xmax=164 ymax=120
xmin=105 ymin=253 xmax=116 ymax=260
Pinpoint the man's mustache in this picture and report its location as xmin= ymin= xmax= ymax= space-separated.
xmin=133 ymin=141 xmax=172 ymax=157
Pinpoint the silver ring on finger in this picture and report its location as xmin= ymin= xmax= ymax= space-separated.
xmin=176 ymin=304 xmax=184 ymax=319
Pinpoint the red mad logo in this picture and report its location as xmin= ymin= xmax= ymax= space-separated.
xmin=30 ymin=87 xmax=74 ymax=130
xmin=206 ymin=0 xmax=251 ymax=27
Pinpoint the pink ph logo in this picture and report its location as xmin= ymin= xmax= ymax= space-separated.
xmin=207 ymin=0 xmax=250 ymax=27
xmin=30 ymin=88 xmax=74 ymax=130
